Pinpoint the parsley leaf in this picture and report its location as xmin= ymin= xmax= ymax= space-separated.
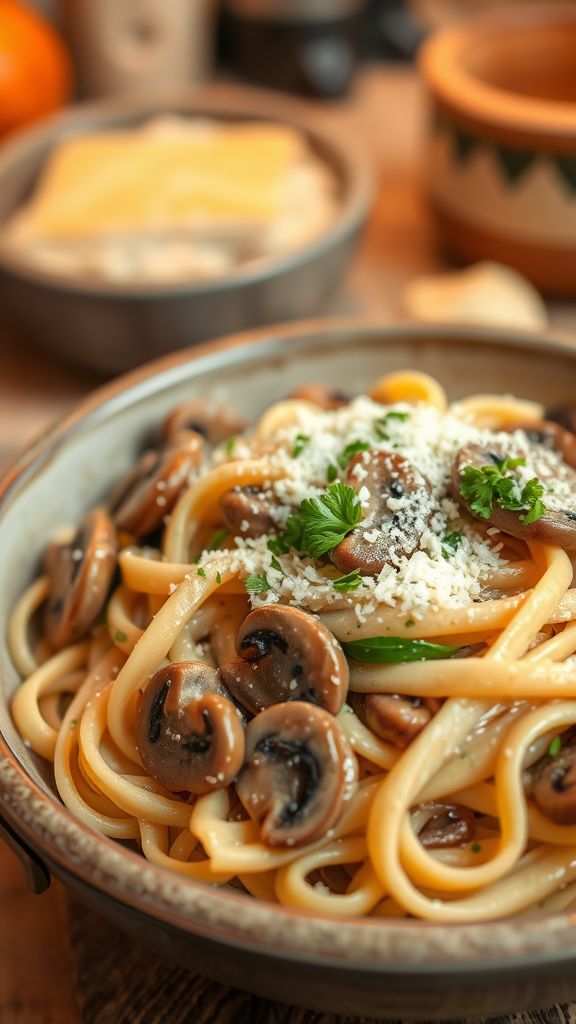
xmin=375 ymin=410 xmax=409 ymax=440
xmin=216 ymin=572 xmax=222 ymax=584
xmin=442 ymin=531 xmax=463 ymax=559
xmin=548 ymin=736 xmax=562 ymax=757
xmin=459 ymin=456 xmax=546 ymax=524
xmin=197 ymin=567 xmax=206 ymax=577
xmin=207 ymin=528 xmax=229 ymax=551
xmin=225 ymin=437 xmax=236 ymax=456
xmin=267 ymin=535 xmax=288 ymax=556
xmin=327 ymin=461 xmax=339 ymax=483
xmin=292 ymin=434 xmax=311 ymax=458
xmin=114 ymin=630 xmax=128 ymax=643
xmin=342 ymin=636 xmax=462 ymax=663
xmin=282 ymin=483 xmax=363 ymax=558
xmin=338 ymin=439 xmax=371 ymax=470
xmin=333 ymin=568 xmax=363 ymax=592
xmin=270 ymin=556 xmax=283 ymax=572
xmin=245 ymin=574 xmax=270 ymax=594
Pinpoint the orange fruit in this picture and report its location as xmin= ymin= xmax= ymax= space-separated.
xmin=0 ymin=0 xmax=72 ymax=138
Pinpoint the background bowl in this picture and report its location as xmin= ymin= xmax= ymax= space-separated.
xmin=0 ymin=86 xmax=371 ymax=376
xmin=420 ymin=4 xmax=576 ymax=295
xmin=3 ymin=320 xmax=576 ymax=1020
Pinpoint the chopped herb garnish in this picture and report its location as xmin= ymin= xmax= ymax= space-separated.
xmin=333 ymin=568 xmax=363 ymax=592
xmin=404 ymin=618 xmax=415 ymax=628
xmin=225 ymin=437 xmax=236 ymax=456
xmin=327 ymin=461 xmax=339 ymax=483
xmin=548 ymin=736 xmax=562 ymax=757
xmin=282 ymin=482 xmax=363 ymax=558
xmin=342 ymin=636 xmax=462 ymax=664
xmin=270 ymin=556 xmax=283 ymax=572
xmin=375 ymin=410 xmax=409 ymax=440
xmin=114 ymin=630 xmax=128 ymax=643
xmin=69 ymin=719 xmax=78 ymax=729
xmin=245 ymin=574 xmax=270 ymax=594
xmin=459 ymin=457 xmax=546 ymax=524
xmin=216 ymin=572 xmax=222 ymax=584
xmin=197 ymin=567 xmax=206 ymax=577
xmin=207 ymin=528 xmax=229 ymax=551
xmin=267 ymin=535 xmax=289 ymax=556
xmin=292 ymin=433 xmax=311 ymax=458
xmin=338 ymin=439 xmax=371 ymax=470
xmin=442 ymin=531 xmax=463 ymax=559
xmin=471 ymin=842 xmax=482 ymax=854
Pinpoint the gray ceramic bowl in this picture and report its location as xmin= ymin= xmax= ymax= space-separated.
xmin=3 ymin=321 xmax=576 ymax=1020
xmin=0 ymin=87 xmax=371 ymax=376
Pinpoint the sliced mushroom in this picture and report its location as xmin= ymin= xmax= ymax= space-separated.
xmin=453 ymin=441 xmax=576 ymax=550
xmin=219 ymin=605 xmax=349 ymax=716
xmin=289 ymin=385 xmax=350 ymax=410
xmin=414 ymin=802 xmax=476 ymax=849
xmin=331 ymin=450 xmax=432 ymax=575
xmin=546 ymin=403 xmax=576 ymax=437
xmin=111 ymin=431 xmax=203 ymax=538
xmin=220 ymin=485 xmax=278 ymax=539
xmin=136 ymin=662 xmax=245 ymax=795
xmin=235 ymin=701 xmax=358 ymax=847
xmin=507 ymin=420 xmax=576 ymax=470
xmin=348 ymin=692 xmax=441 ymax=748
xmin=531 ymin=740 xmax=576 ymax=825
xmin=44 ymin=509 xmax=117 ymax=650
xmin=163 ymin=399 xmax=247 ymax=445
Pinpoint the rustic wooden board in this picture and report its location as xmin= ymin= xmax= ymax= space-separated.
xmin=65 ymin=896 xmax=576 ymax=1024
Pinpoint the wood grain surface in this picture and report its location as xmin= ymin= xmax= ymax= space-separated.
xmin=3 ymin=65 xmax=576 ymax=1024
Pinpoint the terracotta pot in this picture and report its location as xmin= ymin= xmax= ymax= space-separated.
xmin=420 ymin=5 xmax=576 ymax=295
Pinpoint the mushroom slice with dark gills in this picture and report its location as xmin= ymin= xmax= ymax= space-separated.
xmin=289 ymin=385 xmax=351 ymax=410
xmin=348 ymin=692 xmax=441 ymax=748
xmin=136 ymin=662 xmax=245 ymax=795
xmin=413 ymin=802 xmax=476 ymax=849
xmin=506 ymin=420 xmax=576 ymax=470
xmin=111 ymin=431 xmax=203 ymax=539
xmin=453 ymin=441 xmax=576 ymax=550
xmin=219 ymin=605 xmax=349 ymax=716
xmin=236 ymin=701 xmax=358 ymax=848
xmin=45 ymin=508 xmax=117 ymax=650
xmin=163 ymin=399 xmax=247 ymax=446
xmin=331 ymin=450 xmax=433 ymax=576
xmin=546 ymin=403 xmax=576 ymax=438
xmin=220 ymin=485 xmax=278 ymax=539
xmin=531 ymin=737 xmax=576 ymax=825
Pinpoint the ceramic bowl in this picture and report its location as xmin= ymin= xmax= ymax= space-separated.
xmin=419 ymin=5 xmax=576 ymax=295
xmin=3 ymin=321 xmax=576 ymax=1020
xmin=0 ymin=86 xmax=371 ymax=376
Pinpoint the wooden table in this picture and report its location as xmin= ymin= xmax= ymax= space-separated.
xmin=1 ymin=66 xmax=575 ymax=1024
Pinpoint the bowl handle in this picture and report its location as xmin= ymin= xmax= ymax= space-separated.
xmin=0 ymin=813 xmax=50 ymax=893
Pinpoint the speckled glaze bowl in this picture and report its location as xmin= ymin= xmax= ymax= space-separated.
xmin=3 ymin=321 xmax=576 ymax=1020
xmin=420 ymin=5 xmax=576 ymax=295
xmin=0 ymin=86 xmax=371 ymax=376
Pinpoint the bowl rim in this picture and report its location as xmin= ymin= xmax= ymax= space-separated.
xmin=420 ymin=2 xmax=576 ymax=139
xmin=5 ymin=318 xmax=576 ymax=970
xmin=0 ymin=84 xmax=372 ymax=298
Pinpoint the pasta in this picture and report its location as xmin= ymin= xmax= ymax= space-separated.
xmin=10 ymin=373 xmax=576 ymax=922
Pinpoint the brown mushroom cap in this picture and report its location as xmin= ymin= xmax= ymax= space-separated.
xmin=288 ymin=385 xmax=351 ymax=410
xmin=331 ymin=450 xmax=432 ymax=576
xmin=112 ymin=431 xmax=203 ymax=538
xmin=219 ymin=604 xmax=349 ymax=716
xmin=415 ymin=802 xmax=476 ymax=849
xmin=546 ymin=403 xmax=576 ymax=437
xmin=220 ymin=485 xmax=277 ymax=539
xmin=236 ymin=701 xmax=358 ymax=847
xmin=532 ymin=742 xmax=576 ymax=825
xmin=44 ymin=509 xmax=117 ymax=650
xmin=348 ymin=692 xmax=441 ymax=748
xmin=163 ymin=400 xmax=247 ymax=445
xmin=452 ymin=441 xmax=576 ymax=550
xmin=507 ymin=420 xmax=576 ymax=470
xmin=136 ymin=662 xmax=245 ymax=795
